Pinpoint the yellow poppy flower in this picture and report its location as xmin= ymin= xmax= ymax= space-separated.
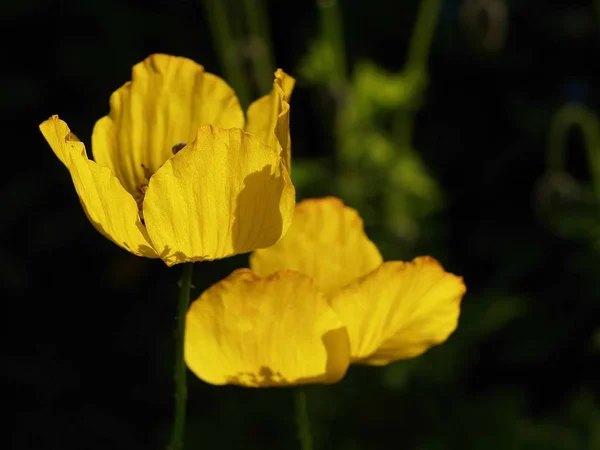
xmin=184 ymin=197 xmax=465 ymax=388
xmin=250 ymin=197 xmax=466 ymax=365
xmin=39 ymin=54 xmax=296 ymax=266
xmin=184 ymin=269 xmax=350 ymax=387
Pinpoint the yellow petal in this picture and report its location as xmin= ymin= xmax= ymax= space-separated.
xmin=246 ymin=69 xmax=295 ymax=172
xmin=330 ymin=257 xmax=466 ymax=365
xmin=39 ymin=116 xmax=158 ymax=258
xmin=185 ymin=269 xmax=350 ymax=387
xmin=250 ymin=197 xmax=383 ymax=296
xmin=143 ymin=125 xmax=295 ymax=266
xmin=92 ymin=53 xmax=245 ymax=196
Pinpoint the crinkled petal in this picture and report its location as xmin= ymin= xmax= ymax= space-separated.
xmin=330 ymin=257 xmax=466 ymax=365
xmin=92 ymin=53 xmax=245 ymax=196
xmin=143 ymin=125 xmax=295 ymax=266
xmin=250 ymin=197 xmax=382 ymax=296
xmin=246 ymin=69 xmax=295 ymax=172
xmin=185 ymin=269 xmax=350 ymax=387
xmin=40 ymin=116 xmax=158 ymax=258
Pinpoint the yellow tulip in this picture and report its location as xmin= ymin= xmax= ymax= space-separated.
xmin=184 ymin=197 xmax=465 ymax=387
xmin=40 ymin=54 xmax=296 ymax=266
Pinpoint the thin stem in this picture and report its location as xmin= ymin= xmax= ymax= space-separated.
xmin=242 ymin=0 xmax=276 ymax=94
xmin=204 ymin=0 xmax=252 ymax=108
xmin=405 ymin=0 xmax=443 ymax=72
xmin=394 ymin=0 xmax=443 ymax=149
xmin=169 ymin=263 xmax=194 ymax=450
xmin=316 ymin=0 xmax=348 ymax=89
xmin=316 ymin=0 xmax=348 ymax=192
xmin=294 ymin=389 xmax=314 ymax=450
xmin=547 ymin=103 xmax=600 ymax=207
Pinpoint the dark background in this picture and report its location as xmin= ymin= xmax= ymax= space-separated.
xmin=4 ymin=0 xmax=600 ymax=449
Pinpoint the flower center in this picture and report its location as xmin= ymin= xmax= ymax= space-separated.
xmin=172 ymin=142 xmax=186 ymax=154
xmin=135 ymin=164 xmax=152 ymax=224
xmin=135 ymin=142 xmax=188 ymax=224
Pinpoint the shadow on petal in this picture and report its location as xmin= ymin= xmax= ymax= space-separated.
xmin=231 ymin=164 xmax=294 ymax=256
xmin=153 ymin=245 xmax=188 ymax=265
xmin=142 ymin=126 xmax=295 ymax=266
xmin=224 ymin=328 xmax=349 ymax=387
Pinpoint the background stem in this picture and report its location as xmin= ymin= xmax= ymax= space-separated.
xmin=169 ymin=263 xmax=194 ymax=450
xmin=294 ymin=389 xmax=314 ymax=450
xmin=405 ymin=0 xmax=442 ymax=72
xmin=317 ymin=0 xmax=348 ymax=90
xmin=204 ymin=0 xmax=252 ymax=107
xmin=242 ymin=0 xmax=276 ymax=94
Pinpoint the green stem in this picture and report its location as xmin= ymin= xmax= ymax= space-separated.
xmin=242 ymin=0 xmax=276 ymax=94
xmin=405 ymin=0 xmax=443 ymax=72
xmin=547 ymin=103 xmax=600 ymax=207
xmin=394 ymin=0 xmax=442 ymax=149
xmin=316 ymin=0 xmax=348 ymax=193
xmin=316 ymin=0 xmax=348 ymax=89
xmin=205 ymin=0 xmax=252 ymax=108
xmin=294 ymin=389 xmax=314 ymax=450
xmin=169 ymin=263 xmax=194 ymax=450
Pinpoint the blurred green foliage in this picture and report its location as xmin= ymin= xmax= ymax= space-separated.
xmin=535 ymin=103 xmax=600 ymax=249
xmin=297 ymin=0 xmax=443 ymax=253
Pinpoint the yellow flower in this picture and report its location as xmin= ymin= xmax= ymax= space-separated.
xmin=39 ymin=54 xmax=296 ymax=266
xmin=185 ymin=269 xmax=350 ymax=387
xmin=184 ymin=197 xmax=465 ymax=387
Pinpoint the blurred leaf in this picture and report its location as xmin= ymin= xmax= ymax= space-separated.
xmin=291 ymin=157 xmax=334 ymax=198
xmin=381 ymin=358 xmax=419 ymax=391
xmin=353 ymin=61 xmax=426 ymax=111
xmin=298 ymin=36 xmax=339 ymax=90
xmin=465 ymin=294 xmax=530 ymax=338
xmin=533 ymin=171 xmax=600 ymax=246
